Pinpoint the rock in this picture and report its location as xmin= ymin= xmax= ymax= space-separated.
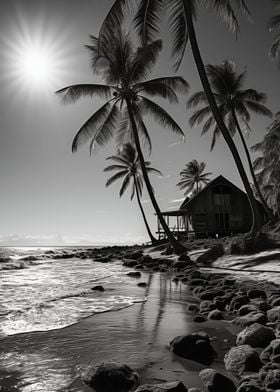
xmin=199 ymin=368 xmax=236 ymax=392
xmin=193 ymin=315 xmax=207 ymax=323
xmin=260 ymin=339 xmax=280 ymax=363
xmin=137 ymin=282 xmax=147 ymax=288
xmin=224 ymin=345 xmax=262 ymax=375
xmin=199 ymin=289 xmax=225 ymax=301
xmin=233 ymin=312 xmax=267 ymax=327
xmin=162 ymin=247 xmax=173 ymax=256
xmin=173 ymin=260 xmax=192 ymax=270
xmin=200 ymin=301 xmax=216 ymax=314
xmin=237 ymin=305 xmax=259 ymax=317
xmin=187 ymin=304 xmax=199 ymax=312
xmin=81 ymin=361 xmax=139 ymax=392
xmin=271 ymin=297 xmax=280 ymax=307
xmin=229 ymin=296 xmax=250 ymax=311
xmin=170 ymin=332 xmax=216 ymax=365
xmin=178 ymin=254 xmax=190 ymax=262
xmin=188 ymin=389 xmax=202 ymax=392
xmin=196 ymin=244 xmax=224 ymax=265
xmin=247 ymin=289 xmax=266 ymax=300
xmin=236 ymin=323 xmax=276 ymax=348
xmin=267 ymin=306 xmax=280 ymax=322
xmin=208 ymin=309 xmax=224 ymax=320
xmin=135 ymin=381 xmax=188 ymax=392
xmin=263 ymin=369 xmax=280 ymax=389
xmin=127 ymin=251 xmax=143 ymax=260
xmin=126 ymin=271 xmax=141 ymax=278
xmin=138 ymin=255 xmax=154 ymax=266
xmin=91 ymin=285 xmax=105 ymax=292
xmin=123 ymin=259 xmax=138 ymax=267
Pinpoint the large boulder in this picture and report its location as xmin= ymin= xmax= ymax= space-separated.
xmin=232 ymin=312 xmax=267 ymax=327
xmin=169 ymin=332 xmax=216 ymax=365
xmin=135 ymin=381 xmax=188 ymax=392
xmin=123 ymin=259 xmax=138 ymax=267
xmin=81 ymin=361 xmax=139 ymax=392
xmin=267 ymin=306 xmax=280 ymax=322
xmin=199 ymin=368 xmax=236 ymax=392
xmin=196 ymin=244 xmax=224 ymax=265
xmin=260 ymin=339 xmax=280 ymax=363
xmin=207 ymin=309 xmax=224 ymax=320
xmin=229 ymin=296 xmax=250 ymax=311
xmin=236 ymin=380 xmax=265 ymax=392
xmin=198 ymin=289 xmax=225 ymax=301
xmin=224 ymin=345 xmax=262 ymax=375
xmin=236 ymin=323 xmax=276 ymax=348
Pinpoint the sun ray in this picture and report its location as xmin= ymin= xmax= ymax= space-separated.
xmin=0 ymin=7 xmax=77 ymax=103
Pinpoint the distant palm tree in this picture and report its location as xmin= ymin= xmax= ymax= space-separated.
xmin=253 ymin=112 xmax=280 ymax=218
xmin=188 ymin=60 xmax=273 ymax=221
xmin=268 ymin=0 xmax=280 ymax=62
xmin=102 ymin=0 xmax=262 ymax=234
xmin=104 ymin=143 xmax=161 ymax=244
xmin=56 ymin=28 xmax=189 ymax=253
xmin=177 ymin=160 xmax=212 ymax=196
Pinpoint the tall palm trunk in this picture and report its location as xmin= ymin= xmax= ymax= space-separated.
xmin=231 ymin=109 xmax=276 ymax=223
xmin=133 ymin=173 xmax=158 ymax=244
xmin=184 ymin=0 xmax=261 ymax=235
xmin=126 ymin=99 xmax=187 ymax=253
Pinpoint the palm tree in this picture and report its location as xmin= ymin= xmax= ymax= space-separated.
xmin=188 ymin=60 xmax=274 ymax=221
xmin=268 ymin=0 xmax=280 ymax=62
xmin=253 ymin=113 xmax=280 ymax=218
xmin=56 ymin=28 xmax=189 ymax=253
xmin=102 ymin=0 xmax=262 ymax=234
xmin=177 ymin=159 xmax=212 ymax=196
xmin=104 ymin=143 xmax=161 ymax=244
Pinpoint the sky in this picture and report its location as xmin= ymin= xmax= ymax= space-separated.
xmin=0 ymin=0 xmax=278 ymax=246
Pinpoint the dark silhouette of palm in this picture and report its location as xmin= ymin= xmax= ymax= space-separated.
xmin=253 ymin=113 xmax=280 ymax=217
xmin=56 ymin=28 xmax=189 ymax=252
xmin=188 ymin=60 xmax=273 ymax=221
xmin=103 ymin=0 xmax=261 ymax=234
xmin=104 ymin=143 xmax=161 ymax=243
xmin=268 ymin=0 xmax=280 ymax=62
xmin=177 ymin=160 xmax=212 ymax=196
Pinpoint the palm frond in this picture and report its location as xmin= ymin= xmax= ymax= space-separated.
xmin=269 ymin=34 xmax=280 ymax=59
xmin=134 ymin=0 xmax=165 ymax=45
xmin=146 ymin=167 xmax=162 ymax=176
xmin=89 ymin=103 xmax=120 ymax=155
xmin=119 ymin=174 xmax=131 ymax=197
xmin=129 ymin=39 xmax=162 ymax=83
xmin=105 ymin=170 xmax=128 ymax=187
xmin=103 ymin=164 xmax=127 ymax=172
xmin=139 ymin=96 xmax=185 ymax=137
xmin=167 ymin=0 xmax=189 ymax=71
xmin=72 ymin=102 xmax=114 ymax=152
xmin=243 ymin=101 xmax=273 ymax=118
xmin=187 ymin=91 xmax=208 ymax=109
xmin=56 ymin=84 xmax=113 ymax=104
xmin=268 ymin=14 xmax=280 ymax=31
xmin=189 ymin=106 xmax=212 ymax=127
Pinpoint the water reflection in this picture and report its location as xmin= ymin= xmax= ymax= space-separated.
xmin=0 ymin=270 xmax=235 ymax=391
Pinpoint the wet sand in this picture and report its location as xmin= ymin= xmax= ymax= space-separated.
xmin=0 ymin=270 xmax=238 ymax=391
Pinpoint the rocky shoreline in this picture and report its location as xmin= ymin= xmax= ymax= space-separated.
xmin=2 ymin=243 xmax=280 ymax=391
xmin=77 ymin=243 xmax=280 ymax=392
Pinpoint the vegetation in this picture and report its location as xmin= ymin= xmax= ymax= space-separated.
xmin=177 ymin=160 xmax=212 ymax=196
xmin=56 ymin=28 xmax=189 ymax=252
xmin=188 ymin=60 xmax=274 ymax=221
xmin=268 ymin=0 xmax=280 ymax=62
xmin=253 ymin=113 xmax=280 ymax=219
xmin=104 ymin=143 xmax=161 ymax=244
xmin=102 ymin=0 xmax=262 ymax=234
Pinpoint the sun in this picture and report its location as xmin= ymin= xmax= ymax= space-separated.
xmin=19 ymin=44 xmax=55 ymax=85
xmin=1 ymin=11 xmax=75 ymax=100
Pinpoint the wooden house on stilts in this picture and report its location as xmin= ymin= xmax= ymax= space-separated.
xmin=157 ymin=175 xmax=267 ymax=239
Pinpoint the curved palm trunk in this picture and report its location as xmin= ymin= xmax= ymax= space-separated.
xmin=231 ymin=109 xmax=276 ymax=223
xmin=184 ymin=1 xmax=261 ymax=235
xmin=133 ymin=174 xmax=158 ymax=244
xmin=126 ymin=98 xmax=187 ymax=253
